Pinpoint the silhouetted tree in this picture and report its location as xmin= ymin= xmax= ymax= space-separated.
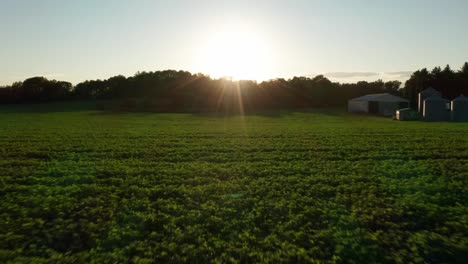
xmin=384 ymin=81 xmax=402 ymax=95
xmin=22 ymin=77 xmax=49 ymax=101
xmin=401 ymin=62 xmax=468 ymax=105
xmin=459 ymin=62 xmax=468 ymax=95
xmin=402 ymin=68 xmax=431 ymax=107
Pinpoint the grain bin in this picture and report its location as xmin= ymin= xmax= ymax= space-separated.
xmin=418 ymin=87 xmax=440 ymax=113
xmin=451 ymin=95 xmax=468 ymax=122
xmin=423 ymin=94 xmax=450 ymax=121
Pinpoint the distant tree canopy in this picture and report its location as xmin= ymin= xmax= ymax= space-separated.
xmin=1 ymin=63 xmax=467 ymax=112
xmin=0 ymin=77 xmax=72 ymax=103
xmin=401 ymin=62 xmax=468 ymax=107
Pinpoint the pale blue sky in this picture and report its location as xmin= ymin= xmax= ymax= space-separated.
xmin=1 ymin=0 xmax=467 ymax=85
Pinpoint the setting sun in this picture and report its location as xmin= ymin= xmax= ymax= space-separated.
xmin=194 ymin=22 xmax=275 ymax=81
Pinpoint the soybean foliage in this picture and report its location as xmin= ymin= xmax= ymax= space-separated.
xmin=0 ymin=104 xmax=467 ymax=263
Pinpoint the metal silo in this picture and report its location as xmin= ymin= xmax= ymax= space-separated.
xmin=423 ymin=94 xmax=450 ymax=121
xmin=418 ymin=87 xmax=440 ymax=113
xmin=451 ymin=95 xmax=468 ymax=122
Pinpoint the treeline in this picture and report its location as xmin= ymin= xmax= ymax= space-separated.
xmin=402 ymin=62 xmax=468 ymax=107
xmin=1 ymin=63 xmax=467 ymax=112
xmin=0 ymin=72 xmax=401 ymax=112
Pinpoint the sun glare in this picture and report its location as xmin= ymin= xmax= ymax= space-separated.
xmin=194 ymin=22 xmax=275 ymax=81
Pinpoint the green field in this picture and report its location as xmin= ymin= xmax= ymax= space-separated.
xmin=0 ymin=103 xmax=467 ymax=263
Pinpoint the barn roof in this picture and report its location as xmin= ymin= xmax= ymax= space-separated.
xmin=350 ymin=93 xmax=409 ymax=102
xmin=396 ymin=108 xmax=415 ymax=113
xmin=425 ymin=94 xmax=449 ymax=102
xmin=420 ymin=87 xmax=440 ymax=96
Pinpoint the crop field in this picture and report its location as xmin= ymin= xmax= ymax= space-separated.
xmin=0 ymin=103 xmax=467 ymax=263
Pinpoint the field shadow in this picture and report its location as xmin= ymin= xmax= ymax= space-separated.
xmin=0 ymin=101 xmax=97 ymax=114
xmin=0 ymin=101 xmax=352 ymax=119
xmin=191 ymin=107 xmax=348 ymax=118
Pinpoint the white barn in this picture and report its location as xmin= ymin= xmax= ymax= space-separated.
xmin=348 ymin=93 xmax=409 ymax=116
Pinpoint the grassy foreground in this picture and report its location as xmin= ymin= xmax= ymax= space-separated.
xmin=0 ymin=103 xmax=467 ymax=263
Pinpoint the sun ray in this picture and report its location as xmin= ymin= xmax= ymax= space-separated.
xmin=235 ymin=81 xmax=245 ymax=116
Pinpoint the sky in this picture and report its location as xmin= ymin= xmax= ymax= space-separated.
xmin=1 ymin=0 xmax=468 ymax=85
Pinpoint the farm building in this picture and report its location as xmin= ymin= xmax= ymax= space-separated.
xmin=396 ymin=108 xmax=420 ymax=121
xmin=451 ymin=95 xmax=468 ymax=122
xmin=348 ymin=93 xmax=409 ymax=116
xmin=418 ymin=87 xmax=440 ymax=113
xmin=423 ymin=94 xmax=450 ymax=121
